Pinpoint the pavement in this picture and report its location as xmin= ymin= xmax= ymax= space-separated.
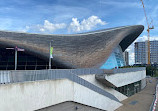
xmin=115 ymin=77 xmax=157 ymax=111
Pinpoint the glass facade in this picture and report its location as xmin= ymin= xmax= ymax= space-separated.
xmin=100 ymin=46 xmax=125 ymax=69
xmin=115 ymin=80 xmax=141 ymax=97
xmin=0 ymin=45 xmax=125 ymax=70
xmin=0 ymin=48 xmax=64 ymax=70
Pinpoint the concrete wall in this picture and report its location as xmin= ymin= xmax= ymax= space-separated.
xmin=37 ymin=101 xmax=104 ymax=111
xmin=80 ymin=74 xmax=127 ymax=101
xmin=141 ymin=78 xmax=146 ymax=89
xmin=0 ymin=79 xmax=121 ymax=111
xmin=103 ymin=70 xmax=146 ymax=87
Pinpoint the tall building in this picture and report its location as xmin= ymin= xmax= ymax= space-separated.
xmin=135 ymin=40 xmax=158 ymax=64
xmin=123 ymin=51 xmax=129 ymax=66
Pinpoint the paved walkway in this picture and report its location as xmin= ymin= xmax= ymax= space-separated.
xmin=115 ymin=77 xmax=157 ymax=111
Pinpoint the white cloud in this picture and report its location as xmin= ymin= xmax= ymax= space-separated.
xmin=26 ymin=20 xmax=66 ymax=33
xmin=126 ymin=45 xmax=135 ymax=65
xmin=129 ymin=52 xmax=135 ymax=65
xmin=68 ymin=16 xmax=107 ymax=32
xmin=135 ymin=35 xmax=158 ymax=42
xmin=25 ymin=16 xmax=107 ymax=33
xmin=43 ymin=20 xmax=66 ymax=32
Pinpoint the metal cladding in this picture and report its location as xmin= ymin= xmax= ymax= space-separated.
xmin=0 ymin=25 xmax=144 ymax=68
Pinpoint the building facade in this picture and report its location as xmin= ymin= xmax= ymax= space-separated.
xmin=0 ymin=25 xmax=144 ymax=70
xmin=123 ymin=51 xmax=129 ymax=66
xmin=135 ymin=40 xmax=158 ymax=64
xmin=0 ymin=25 xmax=146 ymax=111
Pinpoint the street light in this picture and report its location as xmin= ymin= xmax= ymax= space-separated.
xmin=49 ymin=40 xmax=53 ymax=69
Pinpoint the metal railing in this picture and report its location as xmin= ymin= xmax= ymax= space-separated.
xmin=149 ymin=81 xmax=158 ymax=111
xmin=0 ymin=69 xmax=119 ymax=102
xmin=0 ymin=68 xmax=146 ymax=102
xmin=149 ymin=93 xmax=156 ymax=111
xmin=113 ymin=67 xmax=146 ymax=74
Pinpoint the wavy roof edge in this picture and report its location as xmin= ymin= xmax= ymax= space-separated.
xmin=0 ymin=25 xmax=144 ymax=36
xmin=0 ymin=25 xmax=144 ymax=68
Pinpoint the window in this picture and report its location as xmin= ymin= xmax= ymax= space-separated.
xmin=100 ymin=46 xmax=125 ymax=69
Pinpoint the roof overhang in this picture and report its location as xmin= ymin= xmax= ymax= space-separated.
xmin=0 ymin=25 xmax=144 ymax=68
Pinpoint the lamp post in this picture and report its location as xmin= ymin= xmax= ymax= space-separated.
xmin=15 ymin=47 xmax=18 ymax=70
xmin=49 ymin=40 xmax=53 ymax=69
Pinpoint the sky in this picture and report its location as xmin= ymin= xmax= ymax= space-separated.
xmin=0 ymin=0 xmax=158 ymax=64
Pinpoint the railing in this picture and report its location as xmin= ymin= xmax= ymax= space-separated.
xmin=0 ymin=68 xmax=146 ymax=103
xmin=0 ymin=69 xmax=119 ymax=102
xmin=113 ymin=67 xmax=146 ymax=74
xmin=0 ymin=71 xmax=10 ymax=83
xmin=149 ymin=93 xmax=156 ymax=111
xmin=149 ymin=82 xmax=158 ymax=111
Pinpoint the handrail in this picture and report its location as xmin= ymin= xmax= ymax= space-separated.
xmin=149 ymin=81 xmax=158 ymax=111
xmin=0 ymin=69 xmax=120 ymax=103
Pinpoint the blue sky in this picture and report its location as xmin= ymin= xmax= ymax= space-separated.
xmin=1 ymin=0 xmax=158 ymax=64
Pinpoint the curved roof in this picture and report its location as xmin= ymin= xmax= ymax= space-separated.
xmin=0 ymin=25 xmax=144 ymax=68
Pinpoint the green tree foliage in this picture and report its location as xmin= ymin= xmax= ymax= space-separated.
xmin=146 ymin=65 xmax=156 ymax=76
